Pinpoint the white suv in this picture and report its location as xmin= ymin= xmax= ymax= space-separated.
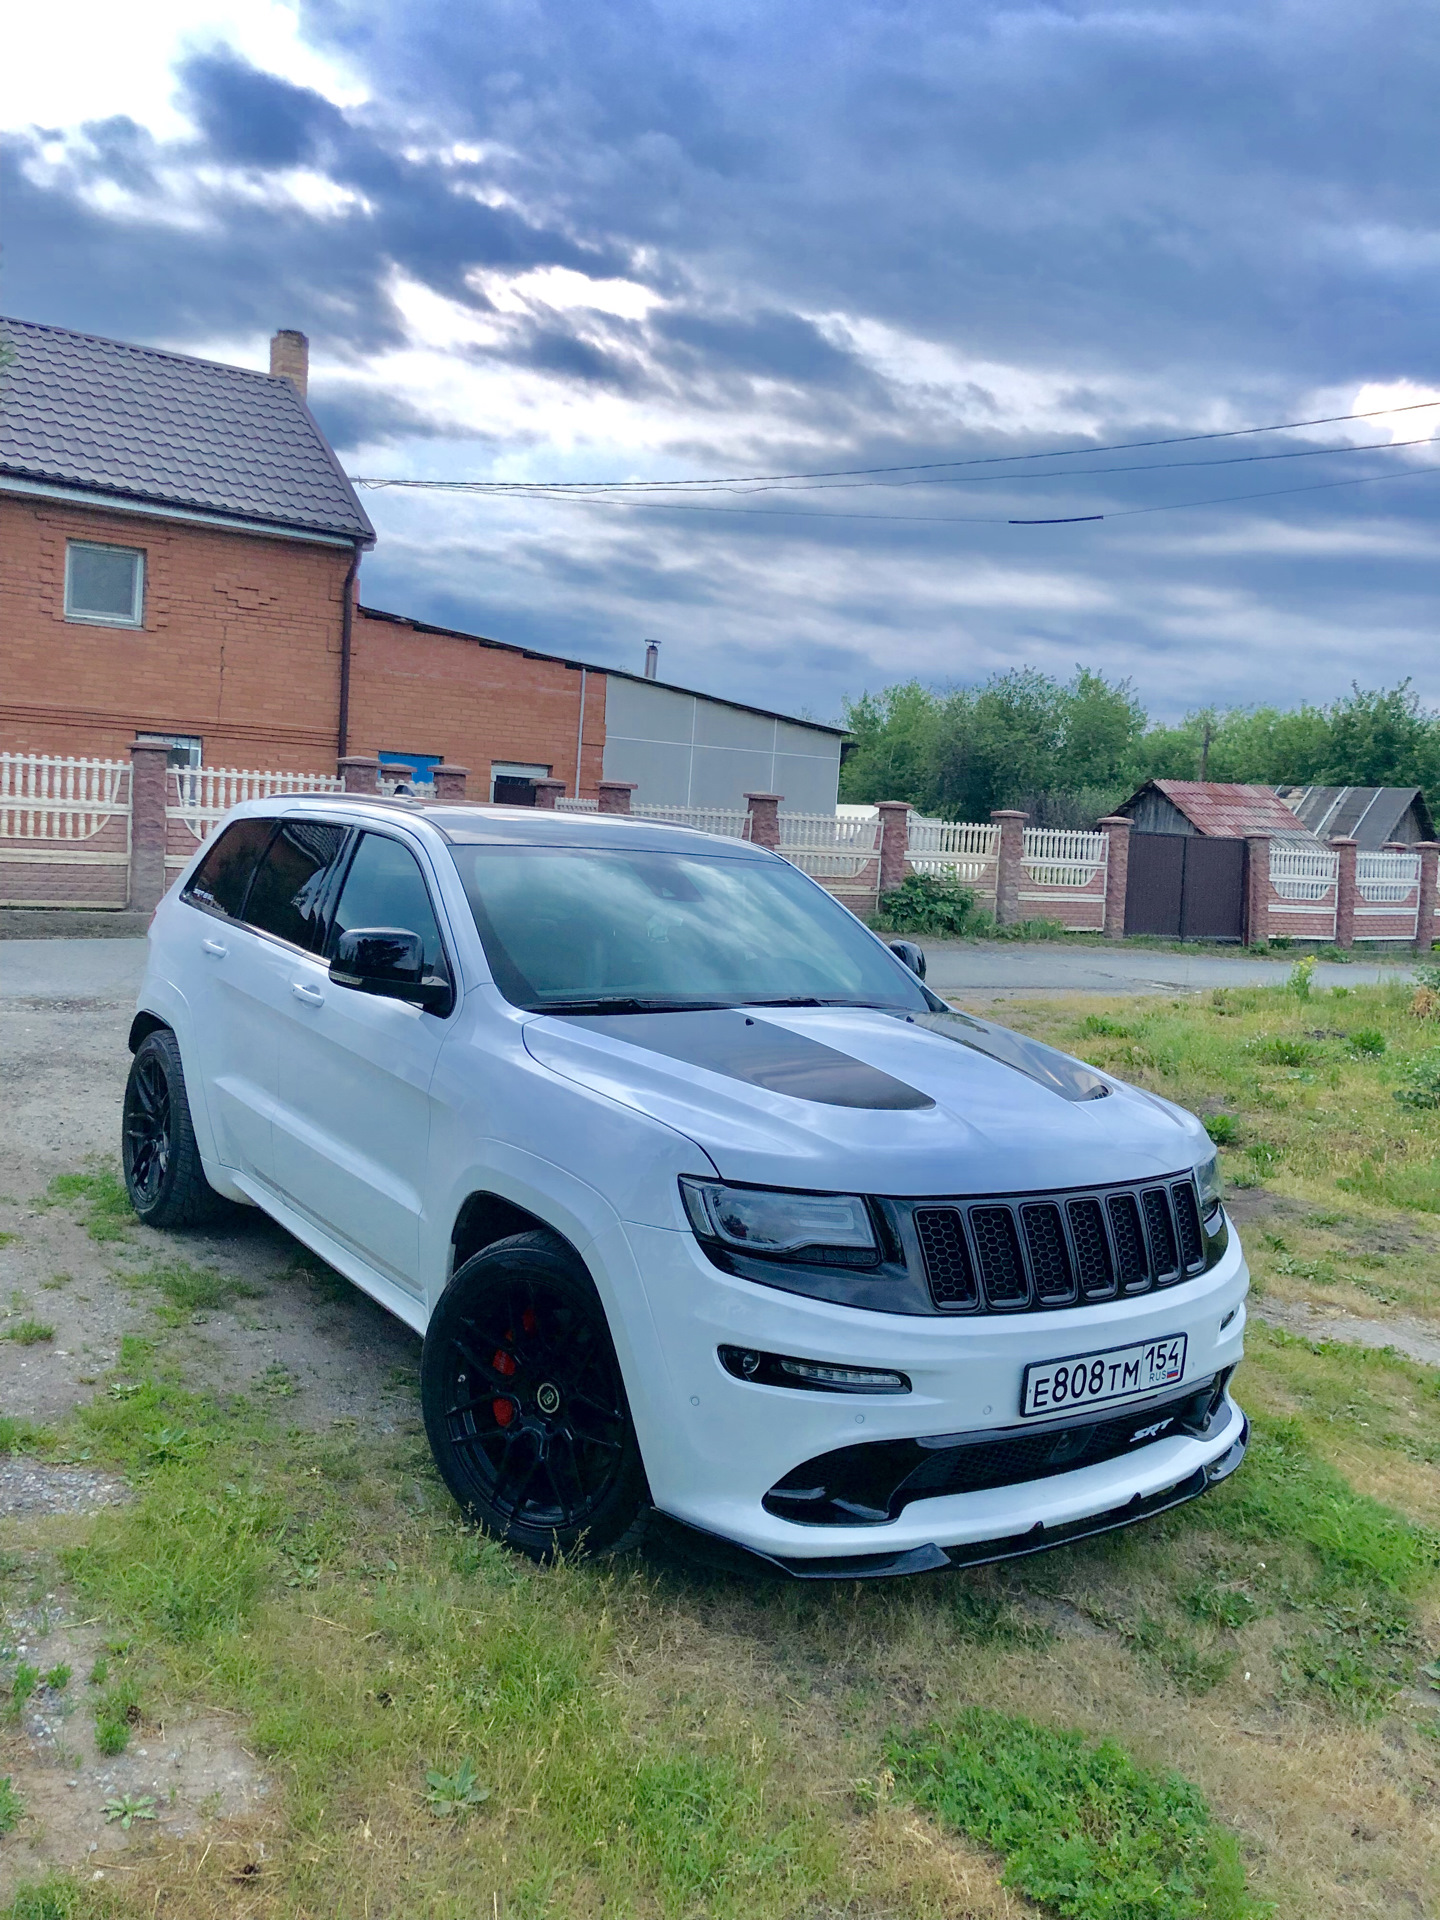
xmin=123 ymin=795 xmax=1248 ymax=1578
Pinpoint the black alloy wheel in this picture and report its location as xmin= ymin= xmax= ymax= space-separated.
xmin=420 ymin=1232 xmax=650 ymax=1560
xmin=121 ymin=1028 xmax=229 ymax=1229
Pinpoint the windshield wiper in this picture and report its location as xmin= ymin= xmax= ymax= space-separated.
xmin=531 ymin=996 xmax=736 ymax=1015
xmin=741 ymin=996 xmax=899 ymax=1009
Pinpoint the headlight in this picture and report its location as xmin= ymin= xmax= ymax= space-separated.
xmin=1195 ymin=1147 xmax=1223 ymax=1218
xmin=680 ymin=1179 xmax=877 ymax=1259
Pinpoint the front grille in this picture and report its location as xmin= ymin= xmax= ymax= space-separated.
xmin=765 ymin=1373 xmax=1230 ymax=1524
xmin=911 ymin=1175 xmax=1208 ymax=1313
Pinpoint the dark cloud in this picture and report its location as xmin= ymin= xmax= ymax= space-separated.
xmin=6 ymin=2 xmax=1440 ymax=722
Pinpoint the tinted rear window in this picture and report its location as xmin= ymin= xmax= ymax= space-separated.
xmin=182 ymin=817 xmax=274 ymax=921
xmin=243 ymin=820 xmax=348 ymax=952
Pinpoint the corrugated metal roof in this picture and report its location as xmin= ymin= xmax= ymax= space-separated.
xmin=1130 ymin=781 xmax=1324 ymax=840
xmin=0 ymin=315 xmax=374 ymax=544
xmin=1276 ymin=785 xmax=1434 ymax=848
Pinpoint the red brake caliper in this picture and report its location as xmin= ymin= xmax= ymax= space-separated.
xmin=493 ymin=1342 xmax=518 ymax=1425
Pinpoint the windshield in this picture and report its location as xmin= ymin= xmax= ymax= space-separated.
xmin=449 ymin=845 xmax=930 ymax=1014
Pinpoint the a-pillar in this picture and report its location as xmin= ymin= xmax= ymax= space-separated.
xmin=876 ymin=802 xmax=910 ymax=895
xmin=598 ymin=781 xmax=636 ymax=815
xmin=1097 ymin=815 xmax=1131 ymax=941
xmin=127 ymin=738 xmax=172 ymax=914
xmin=745 ymin=792 xmax=782 ymax=850
xmin=1245 ymin=836 xmax=1271 ymax=947
xmin=533 ymin=778 xmax=566 ymax=810
xmin=991 ymin=809 xmax=1027 ymax=927
xmin=1416 ymin=842 xmax=1439 ymax=953
xmin=431 ymin=764 xmax=469 ymax=802
xmin=1331 ymin=836 xmax=1358 ymax=949
xmin=338 ymin=755 xmax=380 ymax=795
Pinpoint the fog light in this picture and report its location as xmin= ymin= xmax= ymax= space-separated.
xmin=718 ymin=1345 xmax=911 ymax=1394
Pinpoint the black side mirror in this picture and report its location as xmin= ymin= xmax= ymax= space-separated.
xmin=888 ymin=939 xmax=927 ymax=980
xmin=329 ymin=927 xmax=454 ymax=1015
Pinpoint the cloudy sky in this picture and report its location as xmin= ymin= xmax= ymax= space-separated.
xmin=4 ymin=1 xmax=1439 ymax=727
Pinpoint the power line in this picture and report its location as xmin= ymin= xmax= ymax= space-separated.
xmin=348 ymin=392 xmax=1440 ymax=495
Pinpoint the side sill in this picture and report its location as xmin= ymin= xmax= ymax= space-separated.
xmin=230 ymin=1171 xmax=430 ymax=1336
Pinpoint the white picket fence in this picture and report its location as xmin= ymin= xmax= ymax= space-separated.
xmin=1357 ymin=850 xmax=1420 ymax=902
xmin=170 ymin=765 xmax=344 ymax=841
xmin=1021 ymin=827 xmax=1108 ymax=888
xmin=0 ymin=753 xmax=130 ymax=841
xmin=1269 ymin=843 xmax=1338 ymax=903
xmin=776 ymin=810 xmax=881 ymax=881
xmin=633 ymin=803 xmax=749 ymax=837
xmin=906 ymin=817 xmax=999 ymax=881
xmin=556 ymin=796 xmax=599 ymax=811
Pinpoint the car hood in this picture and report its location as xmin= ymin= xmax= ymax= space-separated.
xmin=521 ymin=1004 xmax=1208 ymax=1195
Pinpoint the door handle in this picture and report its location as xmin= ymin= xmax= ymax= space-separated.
xmin=291 ymin=982 xmax=325 ymax=1007
xmin=201 ymin=938 xmax=227 ymax=958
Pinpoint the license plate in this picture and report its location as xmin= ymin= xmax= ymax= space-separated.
xmin=1021 ymin=1334 xmax=1187 ymax=1419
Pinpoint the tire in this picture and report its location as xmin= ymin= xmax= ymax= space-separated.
xmin=121 ymin=1028 xmax=229 ymax=1229
xmin=421 ymin=1231 xmax=651 ymax=1561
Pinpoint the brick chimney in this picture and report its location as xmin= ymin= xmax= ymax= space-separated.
xmin=270 ymin=329 xmax=309 ymax=397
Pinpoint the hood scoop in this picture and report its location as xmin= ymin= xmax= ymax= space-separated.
xmin=557 ymin=1010 xmax=934 ymax=1111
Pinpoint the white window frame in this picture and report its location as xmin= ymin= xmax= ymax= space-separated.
xmin=489 ymin=760 xmax=551 ymax=800
xmin=64 ymin=540 xmax=146 ymax=628
xmin=136 ymin=732 xmax=203 ymax=769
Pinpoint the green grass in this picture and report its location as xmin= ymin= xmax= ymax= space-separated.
xmin=0 ymin=1775 xmax=23 ymax=1835
xmin=0 ymin=1415 xmax=48 ymax=1454
xmin=128 ymin=1258 xmax=266 ymax=1322
xmin=38 ymin=1166 xmax=135 ymax=1241
xmin=888 ymin=1708 xmax=1263 ymax=1920
xmin=3 ymin=1318 xmax=54 ymax=1346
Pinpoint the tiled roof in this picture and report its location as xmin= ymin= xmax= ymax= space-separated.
xmin=1276 ymin=785 xmax=1434 ymax=848
xmin=1147 ymin=781 xmax=1323 ymax=839
xmin=0 ymin=316 xmax=374 ymax=543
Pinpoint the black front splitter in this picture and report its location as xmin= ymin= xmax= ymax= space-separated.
xmin=654 ymin=1418 xmax=1247 ymax=1582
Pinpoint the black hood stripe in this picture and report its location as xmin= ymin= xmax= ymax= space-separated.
xmin=558 ymin=1011 xmax=935 ymax=1111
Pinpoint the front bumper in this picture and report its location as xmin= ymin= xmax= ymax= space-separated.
xmin=618 ymin=1217 xmax=1249 ymax=1564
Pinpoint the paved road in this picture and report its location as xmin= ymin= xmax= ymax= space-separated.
xmin=0 ymin=934 xmax=1418 ymax=1004
xmin=919 ymin=939 xmax=1414 ymax=996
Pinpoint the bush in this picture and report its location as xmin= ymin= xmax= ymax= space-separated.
xmin=1348 ymin=1029 xmax=1387 ymax=1056
xmin=875 ymin=871 xmax=988 ymax=937
xmin=1395 ymin=1049 xmax=1440 ymax=1110
xmin=1204 ymin=1113 xmax=1241 ymax=1145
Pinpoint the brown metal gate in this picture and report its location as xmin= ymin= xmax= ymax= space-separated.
xmin=1125 ymin=833 xmax=1246 ymax=941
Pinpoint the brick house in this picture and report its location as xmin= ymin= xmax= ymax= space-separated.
xmin=0 ymin=316 xmax=375 ymax=772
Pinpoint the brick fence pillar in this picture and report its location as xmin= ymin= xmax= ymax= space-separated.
xmin=1416 ymin=842 xmax=1439 ymax=954
xmin=745 ymin=792 xmax=782 ymax=850
xmin=1332 ymin=836 xmax=1358 ymax=949
xmin=991 ymin=809 xmax=1027 ymax=927
xmin=1097 ymin=815 xmax=1131 ymax=941
xmin=876 ymin=802 xmax=910 ymax=895
xmin=431 ymin=764 xmax=469 ymax=802
xmin=598 ymin=781 xmax=636 ymax=815
xmin=127 ymin=739 xmax=172 ymax=914
xmin=1245 ymin=835 xmax=1271 ymax=947
xmin=533 ymin=777 xmax=566 ymax=810
xmin=338 ymin=755 xmax=380 ymax=794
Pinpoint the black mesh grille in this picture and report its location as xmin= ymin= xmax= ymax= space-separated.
xmin=900 ymin=1397 xmax=1190 ymax=1500
xmin=1067 ymin=1198 xmax=1115 ymax=1298
xmin=1021 ymin=1203 xmax=1076 ymax=1304
xmin=1142 ymin=1188 xmax=1180 ymax=1281
xmin=1171 ymin=1182 xmax=1204 ymax=1269
xmin=1107 ymin=1194 xmax=1149 ymax=1291
xmin=914 ymin=1209 xmax=978 ymax=1309
xmin=970 ymin=1206 xmax=1028 ymax=1306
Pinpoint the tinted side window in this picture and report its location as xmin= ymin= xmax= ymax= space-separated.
xmin=329 ymin=833 xmax=447 ymax=976
xmin=182 ymin=817 xmax=274 ymax=921
xmin=243 ymin=820 xmax=349 ymax=952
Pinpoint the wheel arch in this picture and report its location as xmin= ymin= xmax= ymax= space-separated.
xmin=128 ymin=1010 xmax=170 ymax=1054
xmin=449 ymin=1190 xmax=587 ymax=1281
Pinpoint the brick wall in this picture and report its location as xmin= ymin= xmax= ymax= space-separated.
xmin=346 ymin=609 xmax=608 ymax=800
xmin=0 ymin=495 xmax=352 ymax=769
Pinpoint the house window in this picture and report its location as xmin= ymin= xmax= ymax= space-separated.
xmin=64 ymin=541 xmax=146 ymax=627
xmin=490 ymin=761 xmax=551 ymax=806
xmin=136 ymin=733 xmax=203 ymax=769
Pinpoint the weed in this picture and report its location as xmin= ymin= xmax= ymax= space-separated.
xmin=1349 ymin=1028 xmax=1387 ymax=1056
xmin=0 ymin=1776 xmax=22 ymax=1834
xmin=93 ymin=1677 xmax=143 ymax=1756
xmin=1414 ymin=963 xmax=1440 ymax=992
xmin=1183 ymin=1580 xmax=1263 ymax=1629
xmin=1204 ymin=1112 xmax=1241 ymax=1145
xmin=5 ymin=1664 xmax=39 ymax=1722
xmin=87 ymin=1659 xmax=107 ymax=1687
xmin=0 ymin=1874 xmax=81 ymax=1920
xmin=1118 ymin=1614 xmax=1234 ymax=1694
xmin=424 ymin=1757 xmax=491 ymax=1817
xmin=0 ymin=1417 xmax=46 ymax=1455
xmin=134 ymin=1260 xmax=265 ymax=1319
xmin=39 ymin=1167 xmax=134 ymax=1242
xmin=102 ymin=1793 xmax=156 ymax=1829
xmin=874 ymin=871 xmax=986 ymax=937
xmin=4 ymin=1319 xmax=54 ymax=1347
xmin=1081 ymin=1014 xmax=1135 ymax=1038
xmin=948 ymin=1584 xmax=1043 ymax=1645
xmin=1411 ymin=986 xmax=1440 ymax=1022
xmin=1289 ymin=955 xmax=1319 ymax=999
xmin=1280 ymin=1598 xmax=1417 ymax=1723
xmin=0 ymin=1233 xmax=16 ymax=1250
xmin=1394 ymin=1048 xmax=1440 ymax=1109
xmin=1246 ymin=1035 xmax=1314 ymax=1067
xmin=888 ymin=1708 xmax=1261 ymax=1919
xmin=41 ymin=1665 xmax=70 ymax=1692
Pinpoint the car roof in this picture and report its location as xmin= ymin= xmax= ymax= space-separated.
xmin=235 ymin=793 xmax=774 ymax=859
